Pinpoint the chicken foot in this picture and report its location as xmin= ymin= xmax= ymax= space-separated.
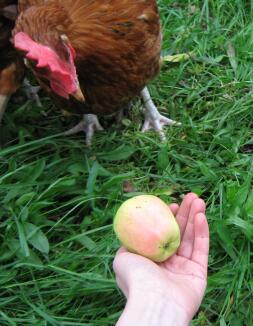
xmin=64 ymin=114 xmax=104 ymax=146
xmin=22 ymin=78 xmax=42 ymax=107
xmin=0 ymin=79 xmax=41 ymax=127
xmin=140 ymin=87 xmax=181 ymax=141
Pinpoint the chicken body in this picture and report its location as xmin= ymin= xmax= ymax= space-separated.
xmin=0 ymin=0 xmax=24 ymax=124
xmin=14 ymin=0 xmax=178 ymax=143
xmin=15 ymin=0 xmax=161 ymax=112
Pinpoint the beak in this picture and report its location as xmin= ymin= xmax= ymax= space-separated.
xmin=72 ymin=86 xmax=85 ymax=102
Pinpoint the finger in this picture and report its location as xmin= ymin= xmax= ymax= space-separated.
xmin=177 ymin=198 xmax=206 ymax=259
xmin=191 ymin=213 xmax=209 ymax=271
xmin=115 ymin=247 xmax=128 ymax=256
xmin=175 ymin=193 xmax=198 ymax=236
xmin=169 ymin=203 xmax=179 ymax=215
xmin=113 ymin=250 xmax=126 ymax=275
xmin=115 ymin=275 xmax=129 ymax=297
xmin=113 ymin=247 xmax=129 ymax=274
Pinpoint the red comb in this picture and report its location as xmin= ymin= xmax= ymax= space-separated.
xmin=14 ymin=32 xmax=77 ymax=97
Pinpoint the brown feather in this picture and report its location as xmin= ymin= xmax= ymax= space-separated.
xmin=0 ymin=0 xmax=24 ymax=97
xmin=14 ymin=0 xmax=161 ymax=115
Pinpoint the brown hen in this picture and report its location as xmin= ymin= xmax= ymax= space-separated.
xmin=13 ymin=0 xmax=178 ymax=144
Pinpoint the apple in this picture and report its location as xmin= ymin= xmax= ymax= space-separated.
xmin=113 ymin=195 xmax=180 ymax=262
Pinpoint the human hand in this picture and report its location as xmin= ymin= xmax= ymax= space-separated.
xmin=113 ymin=193 xmax=209 ymax=325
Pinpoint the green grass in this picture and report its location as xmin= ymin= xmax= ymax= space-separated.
xmin=1 ymin=0 xmax=253 ymax=325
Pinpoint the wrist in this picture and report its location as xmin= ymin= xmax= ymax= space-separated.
xmin=116 ymin=290 xmax=190 ymax=326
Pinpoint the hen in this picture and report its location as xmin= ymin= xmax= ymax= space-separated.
xmin=13 ymin=0 xmax=178 ymax=144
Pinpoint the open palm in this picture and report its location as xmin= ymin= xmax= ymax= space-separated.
xmin=113 ymin=193 xmax=209 ymax=321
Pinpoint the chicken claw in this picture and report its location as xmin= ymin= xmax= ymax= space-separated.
xmin=140 ymin=87 xmax=181 ymax=141
xmin=64 ymin=114 xmax=103 ymax=146
xmin=0 ymin=79 xmax=41 ymax=127
xmin=22 ymin=78 xmax=42 ymax=107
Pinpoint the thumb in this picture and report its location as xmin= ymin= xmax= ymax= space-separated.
xmin=113 ymin=247 xmax=132 ymax=276
xmin=113 ymin=246 xmax=155 ymax=280
xmin=113 ymin=247 xmax=135 ymax=297
xmin=115 ymin=246 xmax=128 ymax=256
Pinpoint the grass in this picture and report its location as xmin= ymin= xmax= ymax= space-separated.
xmin=0 ymin=0 xmax=253 ymax=325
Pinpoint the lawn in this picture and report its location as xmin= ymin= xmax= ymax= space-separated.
xmin=0 ymin=0 xmax=253 ymax=325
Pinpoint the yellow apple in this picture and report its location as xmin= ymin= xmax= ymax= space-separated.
xmin=113 ymin=195 xmax=180 ymax=262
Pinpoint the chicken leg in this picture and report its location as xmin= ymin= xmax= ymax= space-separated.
xmin=22 ymin=78 xmax=42 ymax=107
xmin=0 ymin=95 xmax=10 ymax=125
xmin=64 ymin=114 xmax=104 ymax=146
xmin=0 ymin=79 xmax=41 ymax=126
xmin=140 ymin=87 xmax=181 ymax=141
